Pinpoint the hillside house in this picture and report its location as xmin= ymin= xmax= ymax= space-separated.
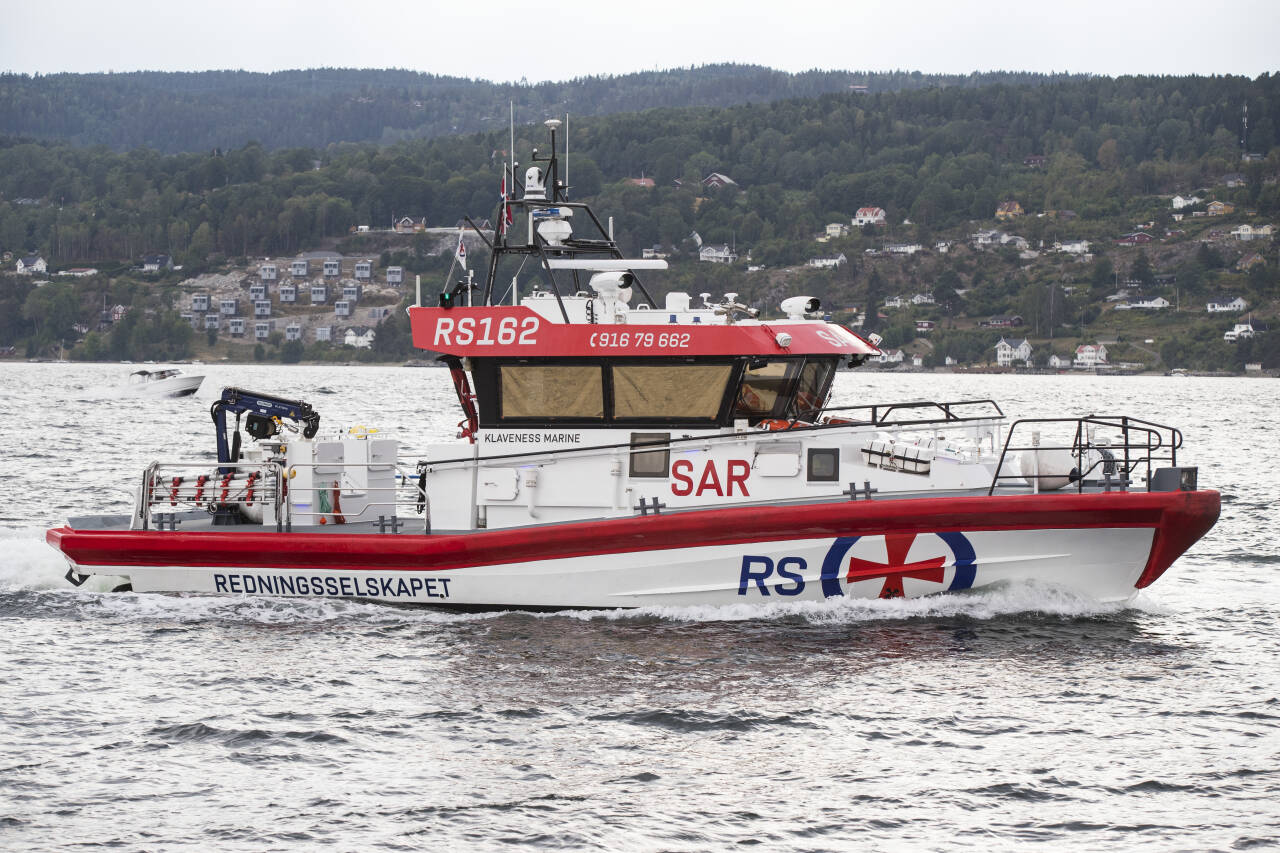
xmin=394 ymin=217 xmax=426 ymax=233
xmin=807 ymin=253 xmax=847 ymax=269
xmin=1074 ymin=343 xmax=1109 ymax=368
xmin=290 ymin=259 xmax=310 ymax=277
xmin=1115 ymin=232 xmax=1154 ymax=245
xmin=344 ymin=327 xmax=376 ymax=348
xmin=915 ymin=320 xmax=937 ymax=332
xmin=887 ymin=243 xmax=923 ymax=255
xmin=219 ymin=298 xmax=239 ymax=316
xmin=354 ymin=260 xmax=372 ymax=281
xmin=825 ymin=223 xmax=850 ymax=239
xmin=876 ymin=349 xmax=905 ymax=364
xmin=995 ymin=201 xmax=1024 ymax=220
xmin=386 ymin=266 xmax=404 ymax=285
xmin=310 ymin=284 xmax=329 ymax=305
xmin=191 ymin=293 xmax=210 ymax=311
xmin=702 ymin=172 xmax=737 ymax=190
xmin=254 ymin=321 xmax=272 ymax=340
xmin=259 ymin=263 xmax=277 ymax=282
xmin=883 ymin=296 xmax=905 ymax=309
xmin=995 ymin=337 xmax=1033 ymax=367
xmin=203 ymin=314 xmax=219 ymax=330
xmin=228 ymin=317 xmax=246 ymax=337
xmin=15 ymin=254 xmax=46 ymax=274
xmin=1236 ymin=253 xmax=1265 ymax=271
xmin=1224 ymin=323 xmax=1256 ymax=342
xmin=254 ymin=300 xmax=271 ymax=318
xmin=314 ymin=326 xmax=332 ymax=343
xmin=1057 ymin=239 xmax=1091 ymax=255
xmin=342 ymin=284 xmax=362 ymax=302
xmin=1207 ymin=201 xmax=1235 ymax=216
xmin=1048 ymin=354 xmax=1072 ymax=369
xmin=982 ymin=315 xmax=1024 ymax=328
xmin=1023 ymin=155 xmax=1047 ymax=168
xmin=1223 ymin=173 xmax=1247 ymax=188
xmin=1232 ymin=224 xmax=1274 ymax=241
xmin=335 ymin=300 xmax=352 ymax=318
xmin=285 ymin=323 xmax=302 ymax=342
xmin=1206 ymin=295 xmax=1248 ymax=313
xmin=323 ymin=258 xmax=341 ymax=278
xmin=279 ymin=283 xmax=297 ymax=303
xmin=249 ymin=283 xmax=267 ymax=301
xmin=1171 ymin=195 xmax=1202 ymax=210
xmin=1130 ymin=297 xmax=1171 ymax=310
xmin=911 ymin=293 xmax=935 ymax=306
xmin=142 ymin=254 xmax=172 ymax=272
xmin=699 ymin=244 xmax=738 ymax=264
xmin=854 ymin=207 xmax=886 ymax=226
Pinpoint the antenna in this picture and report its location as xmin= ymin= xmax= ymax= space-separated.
xmin=564 ymin=113 xmax=569 ymax=199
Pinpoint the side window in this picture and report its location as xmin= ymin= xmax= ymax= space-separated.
xmin=629 ymin=432 xmax=671 ymax=478
xmin=807 ymin=447 xmax=840 ymax=482
xmin=790 ymin=360 xmax=836 ymax=421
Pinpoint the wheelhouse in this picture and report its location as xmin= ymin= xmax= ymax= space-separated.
xmin=462 ymin=354 xmax=840 ymax=430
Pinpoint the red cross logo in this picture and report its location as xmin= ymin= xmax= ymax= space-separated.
xmin=846 ymin=532 xmax=947 ymax=599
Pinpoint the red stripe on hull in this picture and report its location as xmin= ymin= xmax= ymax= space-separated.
xmin=47 ymin=490 xmax=1219 ymax=584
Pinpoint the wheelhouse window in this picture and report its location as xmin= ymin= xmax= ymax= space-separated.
xmin=499 ymin=364 xmax=604 ymax=420
xmin=612 ymin=364 xmax=734 ymax=420
xmin=734 ymin=360 xmax=799 ymax=420
xmin=789 ymin=359 xmax=836 ymax=421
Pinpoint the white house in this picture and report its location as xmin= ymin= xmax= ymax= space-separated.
xmin=386 ymin=266 xmax=404 ymax=285
xmin=807 ymin=253 xmax=847 ymax=269
xmin=995 ymin=337 xmax=1033 ymax=367
xmin=285 ymin=323 xmax=302 ymax=342
xmin=1131 ymin=297 xmax=1171 ymax=310
xmin=1231 ymin=224 xmax=1275 ymax=241
xmin=911 ymin=355 xmax=924 ymax=368
xmin=876 ymin=349 xmax=905 ymax=364
xmin=971 ymin=229 xmax=1003 ymax=247
xmin=1171 ymin=195 xmax=1202 ymax=210
xmin=886 ymin=243 xmax=923 ymax=255
xmin=1224 ymin=323 xmax=1256 ymax=342
xmin=1074 ymin=343 xmax=1109 ymax=368
xmin=825 ymin=223 xmax=850 ymax=239
xmin=699 ymin=244 xmax=738 ymax=264
xmin=323 ymin=258 xmax=341 ymax=278
xmin=142 ymin=254 xmax=172 ymax=272
xmin=882 ymin=296 xmax=906 ymax=309
xmin=1207 ymin=295 xmax=1248 ymax=313
xmin=15 ymin=254 xmax=47 ymax=274
xmin=854 ymin=207 xmax=887 ymax=226
xmin=259 ymin=263 xmax=278 ymax=282
xmin=911 ymin=293 xmax=936 ymax=306
xmin=344 ymin=326 xmax=376 ymax=348
xmin=1048 ymin=354 xmax=1073 ymax=369
xmin=1056 ymin=239 xmax=1091 ymax=255
xmin=290 ymin=259 xmax=310 ymax=277
xmin=354 ymin=260 xmax=373 ymax=281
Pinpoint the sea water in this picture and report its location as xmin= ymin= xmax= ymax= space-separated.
xmin=1 ymin=363 xmax=1277 ymax=851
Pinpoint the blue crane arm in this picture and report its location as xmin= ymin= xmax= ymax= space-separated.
xmin=209 ymin=387 xmax=321 ymax=470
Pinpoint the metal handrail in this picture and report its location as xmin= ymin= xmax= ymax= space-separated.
xmin=988 ymin=415 xmax=1183 ymax=495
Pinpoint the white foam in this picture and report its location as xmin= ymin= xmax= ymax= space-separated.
xmin=559 ymin=580 xmax=1153 ymax=624
xmin=0 ymin=529 xmax=93 ymax=591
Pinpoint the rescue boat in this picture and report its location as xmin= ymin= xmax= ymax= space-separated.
xmin=46 ymin=120 xmax=1219 ymax=609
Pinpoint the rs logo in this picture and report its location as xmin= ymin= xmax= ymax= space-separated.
xmin=737 ymin=532 xmax=978 ymax=599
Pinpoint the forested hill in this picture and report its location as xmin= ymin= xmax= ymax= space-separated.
xmin=0 ymin=66 xmax=1086 ymax=153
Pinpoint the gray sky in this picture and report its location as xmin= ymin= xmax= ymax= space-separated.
xmin=5 ymin=0 xmax=1278 ymax=80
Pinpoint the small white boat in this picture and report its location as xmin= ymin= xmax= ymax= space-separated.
xmin=125 ymin=368 xmax=205 ymax=397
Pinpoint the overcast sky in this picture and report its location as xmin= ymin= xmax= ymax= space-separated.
xmin=4 ymin=0 xmax=1278 ymax=81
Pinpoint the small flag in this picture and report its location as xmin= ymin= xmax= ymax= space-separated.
xmin=455 ymin=231 xmax=467 ymax=270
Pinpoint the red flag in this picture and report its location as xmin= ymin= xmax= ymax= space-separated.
xmin=455 ymin=231 xmax=467 ymax=270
